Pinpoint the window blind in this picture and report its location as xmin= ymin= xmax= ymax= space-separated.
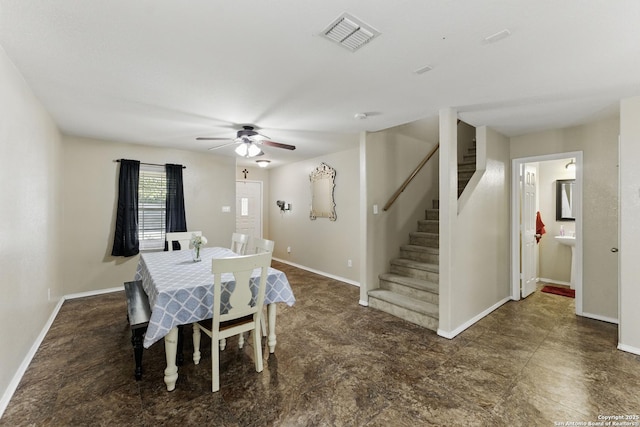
xmin=138 ymin=165 xmax=166 ymax=250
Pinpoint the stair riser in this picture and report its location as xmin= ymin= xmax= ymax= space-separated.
xmin=426 ymin=209 xmax=439 ymax=220
xmin=463 ymin=154 xmax=476 ymax=163
xmin=379 ymin=279 xmax=439 ymax=304
xmin=399 ymin=248 xmax=439 ymax=264
xmin=458 ymin=164 xmax=475 ymax=172
xmin=410 ymin=235 xmax=439 ymax=247
xmin=390 ymin=265 xmax=439 ymax=282
xmin=368 ymin=297 xmax=439 ymax=331
xmin=417 ymin=221 xmax=439 ymax=233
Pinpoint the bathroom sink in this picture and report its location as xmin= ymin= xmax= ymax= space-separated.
xmin=554 ymin=235 xmax=576 ymax=289
xmin=554 ymin=235 xmax=576 ymax=247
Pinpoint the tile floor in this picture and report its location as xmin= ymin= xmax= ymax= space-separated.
xmin=2 ymin=266 xmax=639 ymax=426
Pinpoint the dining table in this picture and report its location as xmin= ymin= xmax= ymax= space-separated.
xmin=134 ymin=246 xmax=296 ymax=391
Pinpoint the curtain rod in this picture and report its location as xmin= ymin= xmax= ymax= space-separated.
xmin=114 ymin=159 xmax=186 ymax=169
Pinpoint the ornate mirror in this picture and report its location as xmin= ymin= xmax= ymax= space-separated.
xmin=309 ymin=163 xmax=336 ymax=221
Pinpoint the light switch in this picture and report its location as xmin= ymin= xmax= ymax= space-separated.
xmin=373 ymin=204 xmax=379 ymax=215
xmin=222 ymin=206 xmax=231 ymax=213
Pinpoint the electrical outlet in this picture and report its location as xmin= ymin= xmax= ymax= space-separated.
xmin=347 ymin=259 xmax=352 ymax=267
xmin=287 ymin=246 xmax=291 ymax=253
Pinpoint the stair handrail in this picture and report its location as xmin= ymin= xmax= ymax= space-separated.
xmin=383 ymin=143 xmax=440 ymax=211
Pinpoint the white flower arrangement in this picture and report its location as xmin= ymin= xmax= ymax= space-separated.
xmin=189 ymin=233 xmax=208 ymax=261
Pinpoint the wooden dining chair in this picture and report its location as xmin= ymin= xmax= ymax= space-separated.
xmin=192 ymin=251 xmax=272 ymax=392
xmin=230 ymin=232 xmax=249 ymax=255
xmin=166 ymin=231 xmax=201 ymax=251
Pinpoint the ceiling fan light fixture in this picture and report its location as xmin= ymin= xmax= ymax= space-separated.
xmin=256 ymin=159 xmax=271 ymax=168
xmin=235 ymin=142 xmax=263 ymax=158
xmin=247 ymin=143 xmax=262 ymax=158
xmin=235 ymin=143 xmax=249 ymax=157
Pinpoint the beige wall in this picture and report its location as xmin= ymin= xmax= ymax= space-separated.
xmin=269 ymin=148 xmax=360 ymax=283
xmin=236 ymin=165 xmax=270 ymax=240
xmin=60 ymin=136 xmax=236 ymax=294
xmin=363 ymin=116 xmax=440 ymax=293
xmin=440 ymin=122 xmax=511 ymax=334
xmin=619 ymin=96 xmax=640 ymax=352
xmin=0 ymin=48 xmax=62 ymax=406
xmin=538 ymin=158 xmax=576 ymax=283
xmin=510 ymin=116 xmax=619 ymax=320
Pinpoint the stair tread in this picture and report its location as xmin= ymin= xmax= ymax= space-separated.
xmin=368 ymin=289 xmax=439 ymax=318
xmin=379 ymin=273 xmax=439 ymax=294
xmin=401 ymin=244 xmax=439 ymax=254
xmin=410 ymin=231 xmax=438 ymax=238
xmin=391 ymin=258 xmax=439 ymax=272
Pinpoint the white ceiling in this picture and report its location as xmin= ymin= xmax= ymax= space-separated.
xmin=1 ymin=1 xmax=639 ymax=167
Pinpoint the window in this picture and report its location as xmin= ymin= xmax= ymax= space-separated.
xmin=138 ymin=165 xmax=166 ymax=250
xmin=241 ymin=197 xmax=249 ymax=216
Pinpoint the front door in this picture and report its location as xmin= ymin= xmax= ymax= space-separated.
xmin=521 ymin=163 xmax=538 ymax=298
xmin=236 ymin=181 xmax=262 ymax=239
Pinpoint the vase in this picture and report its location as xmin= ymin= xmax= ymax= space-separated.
xmin=192 ymin=247 xmax=201 ymax=262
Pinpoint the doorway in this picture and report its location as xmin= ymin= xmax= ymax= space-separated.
xmin=236 ymin=180 xmax=263 ymax=239
xmin=511 ymin=152 xmax=584 ymax=315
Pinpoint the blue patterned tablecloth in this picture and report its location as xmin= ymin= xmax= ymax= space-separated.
xmin=134 ymin=247 xmax=296 ymax=348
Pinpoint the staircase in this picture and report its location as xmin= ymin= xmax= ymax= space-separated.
xmin=368 ymin=140 xmax=476 ymax=331
xmin=458 ymin=139 xmax=476 ymax=196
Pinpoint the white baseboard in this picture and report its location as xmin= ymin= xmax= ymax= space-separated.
xmin=437 ymin=297 xmax=511 ymax=340
xmin=64 ymin=286 xmax=124 ymax=300
xmin=581 ymin=311 xmax=619 ymax=325
xmin=0 ymin=297 xmax=64 ymax=419
xmin=617 ymin=343 xmax=640 ymax=356
xmin=272 ymin=257 xmax=360 ymax=287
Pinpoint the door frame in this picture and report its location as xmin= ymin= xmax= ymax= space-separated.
xmin=510 ymin=151 xmax=583 ymax=315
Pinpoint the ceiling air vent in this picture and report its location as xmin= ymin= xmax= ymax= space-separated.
xmin=321 ymin=13 xmax=380 ymax=52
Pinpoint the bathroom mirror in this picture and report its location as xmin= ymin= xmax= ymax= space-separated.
xmin=556 ymin=179 xmax=575 ymax=221
xmin=309 ymin=162 xmax=337 ymax=221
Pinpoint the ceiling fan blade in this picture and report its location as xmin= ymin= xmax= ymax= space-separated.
xmin=196 ymin=137 xmax=231 ymax=141
xmin=261 ymin=140 xmax=296 ymax=150
xmin=208 ymin=141 xmax=238 ymax=151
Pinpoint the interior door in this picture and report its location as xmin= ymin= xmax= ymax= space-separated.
xmin=521 ymin=163 xmax=538 ymax=298
xmin=236 ymin=181 xmax=262 ymax=239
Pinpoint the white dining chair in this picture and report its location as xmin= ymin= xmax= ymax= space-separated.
xmin=192 ymin=251 xmax=272 ymax=392
xmin=250 ymin=237 xmax=275 ymax=255
xmin=166 ymin=231 xmax=202 ymax=251
xmin=230 ymin=232 xmax=249 ymax=255
xmin=225 ymin=236 xmax=274 ymax=349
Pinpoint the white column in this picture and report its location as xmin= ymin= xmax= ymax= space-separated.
xmin=437 ymin=108 xmax=458 ymax=337
xmin=619 ymin=96 xmax=640 ymax=355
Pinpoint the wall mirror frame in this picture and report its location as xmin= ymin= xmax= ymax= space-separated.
xmin=556 ymin=179 xmax=575 ymax=221
xmin=309 ymin=162 xmax=337 ymax=221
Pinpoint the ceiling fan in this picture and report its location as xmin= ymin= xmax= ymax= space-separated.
xmin=197 ymin=125 xmax=296 ymax=157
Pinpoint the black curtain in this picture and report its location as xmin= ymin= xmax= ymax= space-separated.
xmin=165 ymin=163 xmax=187 ymax=250
xmin=112 ymin=159 xmax=140 ymax=257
